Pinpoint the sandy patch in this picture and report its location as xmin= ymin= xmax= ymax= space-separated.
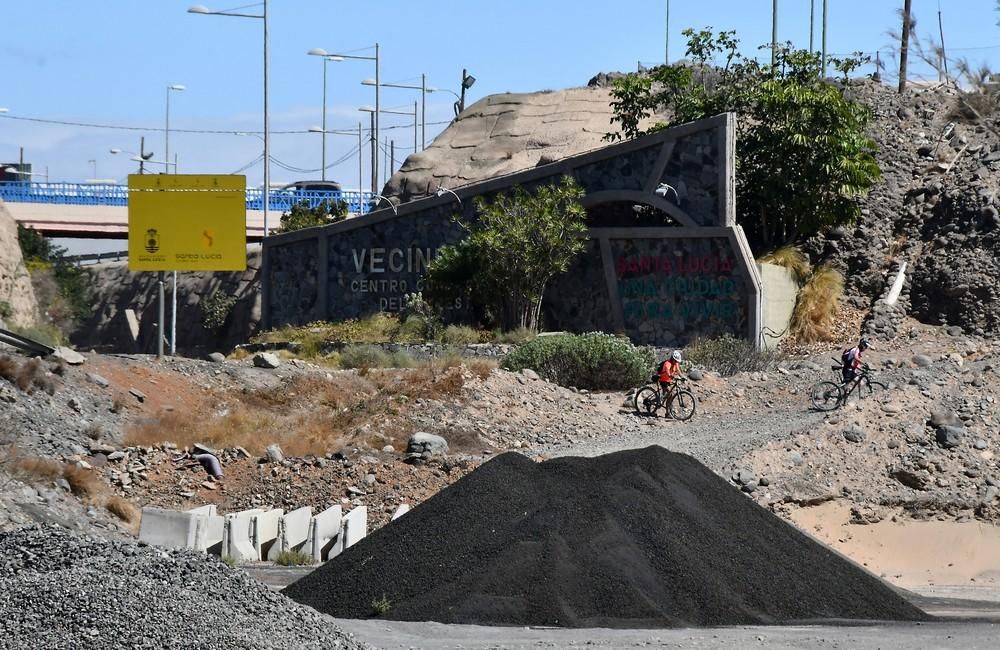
xmin=790 ymin=500 xmax=1000 ymax=590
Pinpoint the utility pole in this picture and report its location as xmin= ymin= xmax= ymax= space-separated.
xmin=821 ymin=0 xmax=828 ymax=77
xmin=771 ymin=0 xmax=778 ymax=67
xmin=358 ymin=121 xmax=363 ymax=211
xmin=899 ymin=0 xmax=912 ymax=93
xmin=809 ymin=0 xmax=815 ymax=53
xmin=664 ymin=0 xmax=670 ymax=64
xmin=139 ymin=136 xmax=146 ymax=174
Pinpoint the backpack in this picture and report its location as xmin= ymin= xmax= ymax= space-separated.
xmin=841 ymin=348 xmax=854 ymax=368
xmin=657 ymin=359 xmax=669 ymax=375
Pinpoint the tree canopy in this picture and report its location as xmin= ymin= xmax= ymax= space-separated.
xmin=608 ymin=28 xmax=881 ymax=252
xmin=424 ymin=176 xmax=588 ymax=332
xmin=274 ymin=200 xmax=349 ymax=234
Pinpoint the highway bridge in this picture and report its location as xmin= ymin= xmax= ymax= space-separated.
xmin=0 ymin=181 xmax=376 ymax=241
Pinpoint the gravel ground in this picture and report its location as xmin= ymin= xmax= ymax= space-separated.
xmin=0 ymin=526 xmax=370 ymax=650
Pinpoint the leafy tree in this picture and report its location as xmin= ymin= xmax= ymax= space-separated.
xmin=275 ymin=199 xmax=348 ymax=234
xmin=607 ymin=28 xmax=881 ymax=252
xmin=424 ymin=176 xmax=587 ymax=331
xmin=16 ymin=224 xmax=92 ymax=329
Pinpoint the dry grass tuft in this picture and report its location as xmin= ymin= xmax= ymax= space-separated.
xmin=105 ymin=495 xmax=140 ymax=524
xmin=110 ymin=392 xmax=127 ymax=413
xmin=14 ymin=456 xmax=64 ymax=482
xmin=61 ymin=463 xmax=104 ymax=499
xmin=758 ymin=245 xmax=811 ymax=285
xmin=466 ymin=358 xmax=497 ymax=380
xmin=790 ymin=264 xmax=844 ymax=342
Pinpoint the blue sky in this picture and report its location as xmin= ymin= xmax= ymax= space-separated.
xmin=1 ymin=0 xmax=998 ymax=192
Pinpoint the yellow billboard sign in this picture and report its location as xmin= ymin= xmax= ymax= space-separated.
xmin=128 ymin=174 xmax=247 ymax=271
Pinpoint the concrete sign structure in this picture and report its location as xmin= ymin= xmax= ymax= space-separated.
xmin=263 ymin=113 xmax=764 ymax=348
xmin=128 ymin=174 xmax=247 ymax=271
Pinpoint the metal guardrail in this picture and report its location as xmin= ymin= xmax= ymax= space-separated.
xmin=0 ymin=182 xmax=378 ymax=214
xmin=0 ymin=326 xmax=56 ymax=357
xmin=65 ymin=250 xmax=130 ymax=266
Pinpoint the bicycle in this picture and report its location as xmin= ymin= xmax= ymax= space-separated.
xmin=809 ymin=362 xmax=889 ymax=411
xmin=633 ymin=376 xmax=697 ymax=421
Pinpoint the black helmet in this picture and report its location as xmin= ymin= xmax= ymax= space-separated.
xmin=859 ymin=337 xmax=871 ymax=349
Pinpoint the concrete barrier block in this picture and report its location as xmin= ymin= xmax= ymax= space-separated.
xmin=308 ymin=505 xmax=342 ymax=562
xmin=186 ymin=504 xmax=218 ymax=517
xmin=266 ymin=506 xmax=312 ymax=561
xmin=251 ymin=509 xmax=284 ymax=560
xmin=342 ymin=506 xmax=368 ymax=550
xmin=391 ymin=503 xmax=410 ymax=521
xmin=222 ymin=511 xmax=262 ymax=563
xmin=139 ymin=508 xmax=201 ymax=550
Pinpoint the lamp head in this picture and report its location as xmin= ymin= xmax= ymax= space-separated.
xmin=109 ymin=148 xmax=123 ymax=154
xmin=307 ymin=126 xmax=323 ymax=133
xmin=307 ymin=47 xmax=328 ymax=56
xmin=435 ymin=187 xmax=446 ymax=198
xmin=188 ymin=5 xmax=211 ymax=14
xmin=655 ymin=183 xmax=678 ymax=201
xmin=358 ymin=106 xmax=375 ymax=113
xmin=169 ymin=84 xmax=186 ymax=91
xmin=361 ymin=78 xmax=376 ymax=86
xmin=0 ymin=108 xmax=8 ymax=113
xmin=462 ymin=73 xmax=476 ymax=89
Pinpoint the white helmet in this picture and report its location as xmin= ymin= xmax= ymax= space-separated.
xmin=671 ymin=350 xmax=682 ymax=362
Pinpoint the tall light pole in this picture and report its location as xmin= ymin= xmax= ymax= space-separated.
xmin=308 ymin=45 xmax=380 ymax=191
xmin=306 ymin=51 xmax=346 ymax=180
xmin=189 ymin=2 xmax=270 ymax=237
xmin=362 ymin=74 xmax=430 ymax=150
xmin=771 ymin=0 xmax=778 ymax=67
xmin=165 ymin=84 xmax=185 ymax=174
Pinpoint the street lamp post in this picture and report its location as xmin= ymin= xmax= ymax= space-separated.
xmin=165 ymin=83 xmax=185 ymax=356
xmin=306 ymin=52 xmax=346 ymax=180
xmin=362 ymin=73 xmax=430 ymax=150
xmin=309 ymin=45 xmax=380 ymax=191
xmin=165 ymin=84 xmax=185 ymax=175
xmin=190 ymin=2 xmax=270 ymax=237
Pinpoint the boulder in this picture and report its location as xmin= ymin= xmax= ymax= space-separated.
xmin=265 ymin=444 xmax=284 ymax=463
xmin=253 ymin=352 xmax=281 ymax=369
xmin=51 ymin=347 xmax=85 ymax=365
xmin=936 ymin=425 xmax=964 ymax=449
xmin=407 ymin=432 xmax=449 ymax=456
xmin=207 ymin=352 xmax=227 ymax=363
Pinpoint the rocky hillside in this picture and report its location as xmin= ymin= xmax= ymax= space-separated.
xmin=0 ymin=201 xmax=38 ymax=328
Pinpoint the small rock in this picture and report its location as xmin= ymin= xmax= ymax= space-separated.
xmin=974 ymin=439 xmax=988 ymax=451
xmin=521 ymin=368 xmax=540 ymax=381
xmin=844 ymin=425 xmax=865 ymax=443
xmin=201 ymin=481 xmax=218 ymax=491
xmin=912 ymin=354 xmax=933 ymax=368
xmin=381 ymin=445 xmax=395 ymax=453
xmin=207 ymin=352 xmax=227 ymax=363
xmin=687 ymin=368 xmax=704 ymax=381
xmin=128 ymin=388 xmax=146 ymax=403
xmin=936 ymin=425 xmax=964 ymax=449
xmin=265 ymin=444 xmax=284 ymax=463
xmin=86 ymin=373 xmax=110 ymax=387
xmin=107 ymin=451 xmax=126 ymax=461
xmin=68 ymin=397 xmax=83 ymax=412
xmin=51 ymin=346 xmax=85 ymax=365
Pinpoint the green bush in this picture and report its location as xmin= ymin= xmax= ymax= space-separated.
xmin=200 ymin=290 xmax=238 ymax=332
xmin=684 ymin=334 xmax=786 ymax=377
xmin=273 ymin=549 xmax=315 ymax=566
xmin=502 ymin=332 xmax=653 ymax=390
xmin=370 ymin=594 xmax=392 ymax=616
xmin=438 ymin=325 xmax=480 ymax=345
xmin=338 ymin=344 xmax=390 ymax=369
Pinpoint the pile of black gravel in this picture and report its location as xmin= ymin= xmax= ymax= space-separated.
xmin=284 ymin=446 xmax=930 ymax=627
xmin=0 ymin=525 xmax=369 ymax=650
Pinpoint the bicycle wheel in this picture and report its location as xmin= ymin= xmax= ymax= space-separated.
xmin=667 ymin=389 xmax=696 ymax=421
xmin=810 ymin=381 xmax=843 ymax=411
xmin=634 ymin=386 xmax=661 ymax=416
xmin=861 ymin=380 xmax=889 ymax=404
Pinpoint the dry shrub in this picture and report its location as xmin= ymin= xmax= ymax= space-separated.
xmin=110 ymin=392 xmax=127 ymax=413
xmin=0 ymin=354 xmax=18 ymax=384
xmin=105 ymin=495 xmax=139 ymax=524
xmin=15 ymin=358 xmax=41 ymax=392
xmin=465 ymin=358 xmax=497 ymax=380
xmin=61 ymin=463 xmax=104 ymax=499
xmin=758 ymin=245 xmax=811 ymax=285
xmin=14 ymin=456 xmax=63 ymax=482
xmin=790 ymin=264 xmax=844 ymax=342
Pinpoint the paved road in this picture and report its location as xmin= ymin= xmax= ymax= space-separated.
xmin=245 ymin=566 xmax=1000 ymax=649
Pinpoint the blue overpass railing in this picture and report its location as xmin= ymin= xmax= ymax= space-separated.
xmin=0 ymin=182 xmax=378 ymax=214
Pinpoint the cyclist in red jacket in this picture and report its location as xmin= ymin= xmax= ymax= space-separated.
xmin=841 ymin=337 xmax=871 ymax=385
xmin=659 ymin=350 xmax=683 ymax=390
